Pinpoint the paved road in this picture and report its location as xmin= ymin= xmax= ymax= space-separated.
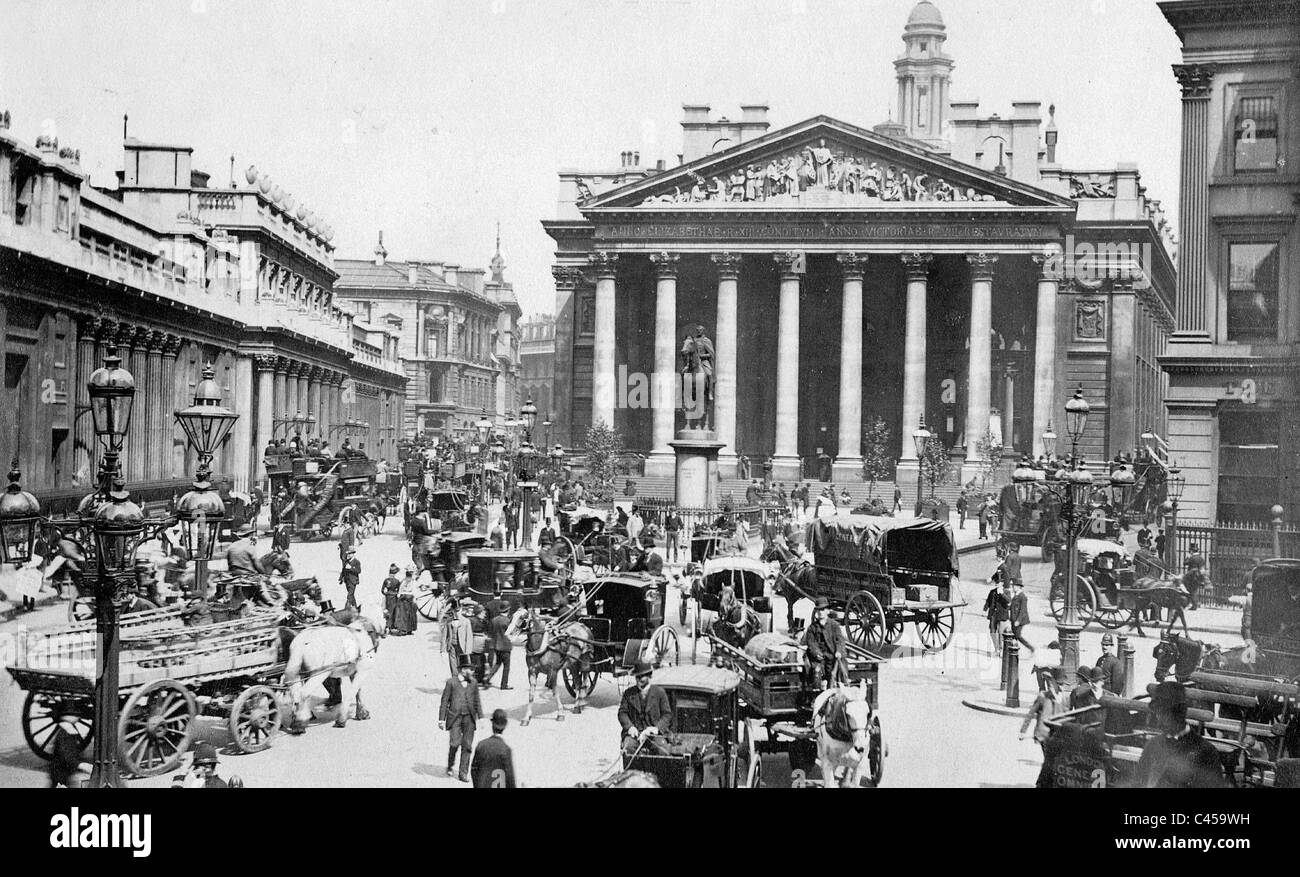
xmin=0 ymin=519 xmax=1245 ymax=788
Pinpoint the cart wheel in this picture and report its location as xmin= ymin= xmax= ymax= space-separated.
xmin=1048 ymin=575 xmax=1096 ymax=628
xmin=68 ymin=595 xmax=96 ymax=623
xmin=414 ymin=586 xmax=441 ymax=621
xmin=22 ymin=691 xmax=93 ymax=761
xmin=228 ymin=685 xmax=282 ymax=754
xmin=915 ymin=608 xmax=955 ymax=651
xmin=118 ymin=679 xmax=198 ymax=777
xmin=649 ymin=625 xmax=680 ymax=668
xmin=866 ymin=715 xmax=885 ymax=788
xmin=562 ymin=664 xmax=600 ymax=697
xmin=1093 ymin=603 xmax=1128 ymax=630
xmin=886 ymin=618 xmax=907 ymax=645
xmin=843 ymin=592 xmax=887 ymax=652
xmin=735 ymin=718 xmax=760 ymax=789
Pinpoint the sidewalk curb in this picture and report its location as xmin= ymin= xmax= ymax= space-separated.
xmin=0 ymin=593 xmax=62 ymax=625
xmin=957 ymin=542 xmax=997 ymax=557
xmin=961 ymin=697 xmax=1025 ymax=717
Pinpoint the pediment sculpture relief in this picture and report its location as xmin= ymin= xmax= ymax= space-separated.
xmin=638 ymin=139 xmax=1000 ymax=206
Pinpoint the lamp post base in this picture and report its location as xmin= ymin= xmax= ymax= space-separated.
xmin=1056 ymin=621 xmax=1083 ymax=683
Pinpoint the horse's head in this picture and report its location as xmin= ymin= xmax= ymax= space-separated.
xmin=1153 ymin=633 xmax=1203 ymax=683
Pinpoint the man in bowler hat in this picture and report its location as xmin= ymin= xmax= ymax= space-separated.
xmin=471 ymin=709 xmax=517 ymax=788
xmin=439 ymin=656 xmax=482 ymax=782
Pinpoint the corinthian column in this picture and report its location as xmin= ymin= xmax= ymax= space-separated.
xmin=965 ymin=254 xmax=997 ymax=468
xmin=1031 ymin=253 xmax=1060 ymax=457
xmin=588 ymin=252 xmax=618 ymax=431
xmin=712 ymin=253 xmax=741 ymax=462
xmin=772 ymin=252 xmax=802 ymax=479
xmin=255 ymin=355 xmax=276 ymax=474
xmin=146 ymin=331 xmax=166 ymax=481
xmin=899 ymin=253 xmax=932 ymax=463
xmin=1172 ymin=63 xmax=1216 ymax=339
xmin=646 ymin=252 xmax=679 ymax=476
xmin=834 ymin=253 xmax=868 ymax=479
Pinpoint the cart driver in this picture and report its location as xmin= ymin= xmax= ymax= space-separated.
xmin=618 ymin=661 xmax=672 ymax=756
xmin=803 ymin=598 xmax=847 ymax=690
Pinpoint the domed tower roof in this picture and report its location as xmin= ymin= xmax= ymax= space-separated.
xmin=907 ymin=1 xmax=944 ymax=28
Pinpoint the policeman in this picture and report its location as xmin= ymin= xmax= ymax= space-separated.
xmin=1095 ymin=633 xmax=1124 ymax=695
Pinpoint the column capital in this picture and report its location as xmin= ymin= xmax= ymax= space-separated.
xmin=900 ymin=252 xmax=934 ymax=279
xmin=551 ymin=264 xmax=584 ymax=289
xmin=162 ymin=333 xmax=183 ymax=356
xmin=1173 ymin=63 xmax=1216 ymax=99
xmin=587 ymin=251 xmax=619 ymax=278
xmin=90 ymin=316 xmax=117 ymax=343
xmin=774 ymin=251 xmax=803 ymax=277
xmin=836 ymin=252 xmax=869 ymax=278
xmin=711 ymin=252 xmax=743 ymax=278
xmin=274 ymin=356 xmax=292 ymax=375
xmin=966 ymin=253 xmax=999 ymax=281
xmin=254 ymin=354 xmax=278 ymax=372
xmin=649 ymin=251 xmax=681 ymax=278
xmin=113 ymin=322 xmax=137 ymax=348
xmin=146 ymin=329 xmax=167 ymax=353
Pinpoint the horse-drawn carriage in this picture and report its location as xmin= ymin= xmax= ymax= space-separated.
xmin=462 ymin=549 xmax=565 ymax=614
xmin=688 ymin=556 xmax=775 ymax=648
xmin=796 ymin=515 xmax=966 ymax=652
xmin=996 ymin=482 xmax=1064 ymax=562
xmin=414 ymin=532 xmax=490 ymax=620
xmin=558 ymin=505 xmax=625 ymax=575
xmin=562 ymin=573 xmax=679 ymax=695
xmin=266 ymin=455 xmax=377 ymax=541
xmin=9 ymin=606 xmax=290 ymax=777
xmin=1048 ymin=537 xmax=1189 ymax=634
xmin=620 ymin=665 xmax=761 ymax=789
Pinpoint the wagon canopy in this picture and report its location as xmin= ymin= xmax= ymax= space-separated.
xmin=426 ymin=490 xmax=470 ymax=512
xmin=702 ymin=556 xmax=771 ymax=600
xmin=806 ymin=514 xmax=958 ymax=575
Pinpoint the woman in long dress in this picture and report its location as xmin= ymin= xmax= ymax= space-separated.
xmin=392 ymin=566 xmax=419 ymax=635
xmin=381 ymin=563 xmax=402 ymax=635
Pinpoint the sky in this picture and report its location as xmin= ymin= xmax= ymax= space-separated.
xmin=2 ymin=0 xmax=1185 ymax=317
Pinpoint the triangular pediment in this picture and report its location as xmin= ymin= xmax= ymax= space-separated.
xmin=582 ymin=116 xmax=1073 ymax=212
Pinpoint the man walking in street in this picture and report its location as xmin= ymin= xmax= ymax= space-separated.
xmin=504 ymin=500 xmax=519 ymax=550
xmin=439 ymin=657 xmax=482 ymax=782
xmin=471 ymin=709 xmax=517 ymax=788
xmin=1008 ymin=580 xmax=1034 ymax=655
xmin=340 ymin=547 xmax=361 ymax=611
xmin=486 ymin=602 xmax=513 ymax=690
xmin=956 ymin=490 xmax=968 ymax=529
xmin=892 ymin=485 xmax=902 ymax=514
xmin=664 ymin=511 xmax=682 ymax=564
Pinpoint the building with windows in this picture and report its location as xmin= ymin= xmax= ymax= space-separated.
xmin=1158 ymin=0 xmax=1299 ymax=523
xmin=335 ymin=236 xmax=519 ymax=440
xmin=0 ymin=113 xmax=406 ymax=501
xmin=544 ymin=2 xmax=1175 ymax=485
xmin=519 ymin=313 xmax=556 ymax=435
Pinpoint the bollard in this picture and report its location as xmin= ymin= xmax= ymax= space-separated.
xmin=1121 ymin=636 xmax=1137 ymax=698
xmin=1000 ymin=632 xmax=1013 ymax=691
xmin=1005 ymin=639 xmax=1021 ymax=708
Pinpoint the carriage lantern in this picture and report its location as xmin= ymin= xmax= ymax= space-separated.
xmin=0 ymin=459 xmax=41 ymax=566
xmin=87 ymin=345 xmax=135 ymax=455
xmin=1041 ymin=420 xmax=1057 ymax=458
xmin=1064 ymin=387 xmax=1090 ymax=448
xmin=175 ymin=487 xmax=224 ymax=563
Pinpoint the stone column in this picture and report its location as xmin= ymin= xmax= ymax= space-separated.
xmin=899 ymin=253 xmax=932 ymax=462
xmin=163 ymin=335 xmax=183 ymax=478
xmin=711 ymin=253 xmax=741 ymax=464
xmin=833 ymin=253 xmax=868 ymax=480
xmin=120 ymin=325 xmax=148 ymax=482
xmin=230 ymin=355 xmax=253 ymax=493
xmin=646 ymin=252 xmax=679 ymax=477
xmin=1031 ymin=253 xmax=1059 ymax=458
xmin=255 ymin=356 xmax=275 ymax=478
xmin=1172 ymin=64 xmax=1216 ymax=339
xmin=1002 ymin=365 xmax=1017 ymax=455
xmin=146 ymin=331 xmax=166 ymax=481
xmin=296 ymin=367 xmax=310 ymax=432
xmin=74 ymin=317 xmax=110 ymax=487
xmin=551 ymin=265 xmax=582 ymax=449
xmin=308 ymin=368 xmax=322 ymax=439
xmin=964 ymin=254 xmax=997 ymax=469
xmin=589 ymin=252 xmax=618 ymax=430
xmin=273 ymin=358 xmax=289 ymax=432
xmin=772 ymin=252 xmax=802 ymax=478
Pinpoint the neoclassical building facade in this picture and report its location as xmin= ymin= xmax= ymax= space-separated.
xmin=545 ymin=2 xmax=1174 ymax=484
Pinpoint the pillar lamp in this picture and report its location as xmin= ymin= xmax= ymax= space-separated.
xmin=912 ymin=414 xmax=932 ymax=516
xmin=1164 ymin=466 xmax=1186 ymax=569
xmin=0 ymin=460 xmax=41 ymax=567
xmin=174 ymin=363 xmax=240 ymax=599
xmin=1058 ymin=387 xmax=1089 ymax=681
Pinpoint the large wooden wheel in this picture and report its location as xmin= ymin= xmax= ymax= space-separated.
xmin=22 ymin=691 xmax=93 ymax=761
xmin=866 ymin=715 xmax=885 ymax=787
xmin=561 ymin=664 xmax=601 ymax=698
xmin=915 ymin=607 xmax=956 ymax=651
xmin=1093 ymin=600 xmax=1129 ymax=630
xmin=228 ymin=685 xmax=282 ymax=754
xmin=1048 ymin=575 xmax=1097 ymax=628
xmin=886 ymin=618 xmax=907 ymax=645
xmin=843 ymin=592 xmax=887 ymax=652
xmin=118 ymin=679 xmax=198 ymax=777
xmin=414 ymin=584 xmax=441 ymax=621
xmin=648 ymin=625 xmax=680 ymax=668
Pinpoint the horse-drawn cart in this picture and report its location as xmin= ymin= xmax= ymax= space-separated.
xmin=8 ymin=606 xmax=289 ymax=777
xmin=1048 ymin=538 xmax=1189 ymax=634
xmin=565 ymin=573 xmax=679 ymax=695
xmin=801 ymin=515 xmax=966 ymax=652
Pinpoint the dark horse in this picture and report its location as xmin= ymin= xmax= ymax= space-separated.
xmin=762 ymin=542 xmax=816 ymax=634
xmin=508 ymin=608 xmax=594 ymax=726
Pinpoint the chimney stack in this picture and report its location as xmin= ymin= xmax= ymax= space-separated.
xmin=408 ymin=263 xmax=419 ymax=284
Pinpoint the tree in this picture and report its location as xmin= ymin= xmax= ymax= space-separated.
xmin=920 ymin=438 xmax=953 ymax=498
xmin=860 ymin=417 xmax=895 ymax=498
xmin=582 ymin=419 xmax=624 ymax=503
xmin=972 ymin=428 xmax=1002 ymax=491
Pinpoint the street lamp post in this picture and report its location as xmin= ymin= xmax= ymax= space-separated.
xmin=1164 ymin=467 xmax=1186 ymax=570
xmin=174 ymin=363 xmax=240 ymax=599
xmin=476 ymin=410 xmax=492 ymax=511
xmin=912 ymin=415 xmax=932 ymax=518
xmin=1273 ymin=504 xmax=1285 ymax=558
xmin=1059 ymin=387 xmax=1091 ymax=681
xmin=519 ymin=399 xmax=538 ymax=547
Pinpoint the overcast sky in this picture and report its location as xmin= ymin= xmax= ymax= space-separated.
xmin=3 ymin=0 xmax=1184 ymax=316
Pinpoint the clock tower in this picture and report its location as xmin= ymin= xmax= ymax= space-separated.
xmin=894 ymin=1 xmax=954 ymax=149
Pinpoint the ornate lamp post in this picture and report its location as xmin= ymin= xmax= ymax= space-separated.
xmin=912 ymin=414 xmax=932 ymax=517
xmin=1054 ymin=388 xmax=1090 ymax=680
xmin=550 ymin=444 xmax=565 ymax=481
xmin=174 ymin=363 xmax=240 ymax=599
xmin=476 ymin=410 xmax=492 ymax=508
xmin=518 ymin=399 xmax=539 ymax=546
xmin=1164 ymin=466 xmax=1186 ymax=569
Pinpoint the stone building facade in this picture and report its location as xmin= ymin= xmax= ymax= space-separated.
xmin=519 ymin=313 xmax=556 ymax=437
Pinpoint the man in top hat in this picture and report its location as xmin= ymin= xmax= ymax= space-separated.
xmin=439 ymin=656 xmax=482 ymax=783
xmin=446 ymin=598 xmax=475 ymax=677
xmin=1069 ymin=665 xmax=1104 ymax=711
xmin=618 ymin=661 xmax=672 ymax=756
xmin=471 ymin=708 xmax=517 ymax=788
xmin=170 ymin=742 xmax=241 ymax=788
xmin=339 ymin=547 xmax=361 ymax=611
xmin=1133 ymin=681 xmax=1226 ymax=788
xmin=803 ymin=598 xmax=846 ymax=690
xmin=1095 ymin=633 xmax=1124 ymax=695
xmin=1182 ymin=543 xmax=1207 ymax=611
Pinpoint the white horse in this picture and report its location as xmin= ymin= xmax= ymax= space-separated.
xmin=811 ymin=682 xmax=877 ymax=788
xmin=283 ymin=617 xmax=380 ymax=732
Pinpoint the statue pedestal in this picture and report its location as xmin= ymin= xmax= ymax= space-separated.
xmin=670 ymin=429 xmax=724 ymax=509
